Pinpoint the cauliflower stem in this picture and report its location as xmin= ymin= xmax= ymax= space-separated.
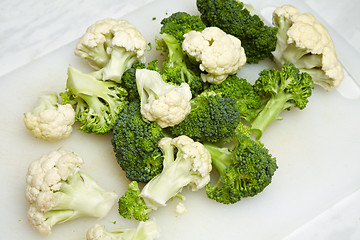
xmin=117 ymin=136 xmax=211 ymax=220
xmin=140 ymin=136 xmax=212 ymax=209
xmin=42 ymin=171 xmax=117 ymax=227
xmin=86 ymin=220 xmax=160 ymax=240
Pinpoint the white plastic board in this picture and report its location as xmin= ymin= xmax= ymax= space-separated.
xmin=1 ymin=0 xmax=360 ymax=239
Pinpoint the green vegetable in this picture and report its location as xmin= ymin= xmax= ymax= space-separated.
xmin=251 ymin=64 xmax=313 ymax=139
xmin=60 ymin=66 xmax=128 ymax=134
xmin=121 ymin=62 xmax=146 ymax=101
xmin=111 ymin=100 xmax=165 ymax=183
xmin=157 ymin=12 xmax=207 ymax=96
xmin=118 ymin=136 xmax=212 ymax=220
xmin=160 ymin=11 xmax=206 ymax=42
xmin=170 ymin=91 xmax=241 ymax=143
xmin=120 ymin=60 xmax=161 ymax=102
xmin=196 ymin=0 xmax=278 ymax=63
xmin=157 ymin=33 xmax=206 ymax=96
xmin=118 ymin=181 xmax=153 ymax=221
xmin=204 ymin=133 xmax=278 ymax=204
xmin=207 ymin=74 xmax=265 ymax=122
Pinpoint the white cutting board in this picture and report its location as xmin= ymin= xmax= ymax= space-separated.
xmin=1 ymin=0 xmax=360 ymax=239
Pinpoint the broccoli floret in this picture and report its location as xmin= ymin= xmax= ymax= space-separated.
xmin=196 ymin=0 xmax=278 ymax=63
xmin=157 ymin=12 xmax=207 ymax=96
xmin=251 ymin=64 xmax=314 ymax=139
xmin=118 ymin=136 xmax=212 ymax=220
xmin=204 ymin=133 xmax=278 ymax=204
xmin=118 ymin=181 xmax=153 ymax=221
xmin=160 ymin=11 xmax=206 ymax=43
xmin=60 ymin=66 xmax=128 ymax=134
xmin=207 ymin=74 xmax=265 ymax=122
xmin=157 ymin=33 xmax=206 ymax=96
xmin=111 ymin=100 xmax=165 ymax=183
xmin=170 ymin=92 xmax=241 ymax=143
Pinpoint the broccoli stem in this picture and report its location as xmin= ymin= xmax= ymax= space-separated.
xmin=102 ymin=47 xmax=138 ymax=82
xmin=203 ymin=144 xmax=232 ymax=175
xmin=50 ymin=171 xmax=118 ymax=223
xmin=251 ymin=91 xmax=291 ymax=139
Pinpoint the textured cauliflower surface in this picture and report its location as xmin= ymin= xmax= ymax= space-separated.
xmin=137 ymin=69 xmax=192 ymax=128
xmin=24 ymin=103 xmax=75 ymax=141
xmin=273 ymin=4 xmax=344 ymax=90
xmin=25 ymin=150 xmax=83 ymax=234
xmin=182 ymin=27 xmax=246 ymax=84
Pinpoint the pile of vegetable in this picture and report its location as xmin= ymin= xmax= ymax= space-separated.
xmin=23 ymin=0 xmax=344 ymax=238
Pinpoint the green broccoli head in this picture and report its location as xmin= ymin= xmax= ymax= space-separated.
xmin=207 ymin=74 xmax=265 ymax=122
xmin=170 ymin=92 xmax=241 ymax=143
xmin=251 ymin=64 xmax=314 ymax=139
xmin=111 ymin=100 xmax=165 ymax=183
xmin=120 ymin=62 xmax=146 ymax=101
xmin=60 ymin=66 xmax=128 ymax=134
xmin=118 ymin=181 xmax=153 ymax=221
xmin=196 ymin=0 xmax=278 ymax=63
xmin=160 ymin=11 xmax=206 ymax=43
xmin=157 ymin=33 xmax=207 ymax=96
xmin=204 ymin=133 xmax=278 ymax=204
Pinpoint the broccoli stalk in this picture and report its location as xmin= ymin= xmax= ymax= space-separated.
xmin=60 ymin=66 xmax=128 ymax=134
xmin=204 ymin=134 xmax=278 ymax=204
xmin=157 ymin=12 xmax=207 ymax=96
xmin=38 ymin=171 xmax=118 ymax=231
xmin=251 ymin=64 xmax=314 ymax=139
xmin=157 ymin=33 xmax=205 ymax=96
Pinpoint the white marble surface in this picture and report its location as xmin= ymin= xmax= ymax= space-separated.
xmin=0 ymin=0 xmax=154 ymax=77
xmin=1 ymin=0 xmax=359 ymax=239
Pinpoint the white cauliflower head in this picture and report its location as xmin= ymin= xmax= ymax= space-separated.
xmin=24 ymin=93 xmax=75 ymax=141
xmin=182 ymin=26 xmax=246 ymax=84
xmin=272 ymin=4 xmax=344 ymax=90
xmin=136 ymin=69 xmax=192 ymax=128
xmin=25 ymin=149 xmax=118 ymax=235
xmin=74 ymin=18 xmax=147 ymax=82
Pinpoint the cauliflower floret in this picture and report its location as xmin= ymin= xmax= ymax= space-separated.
xmin=86 ymin=220 xmax=160 ymax=240
xmin=272 ymin=4 xmax=344 ymax=90
xmin=74 ymin=18 xmax=147 ymax=82
xmin=136 ymin=69 xmax=192 ymax=128
xmin=182 ymin=26 xmax=246 ymax=84
xmin=25 ymin=149 xmax=118 ymax=235
xmin=24 ymin=93 xmax=75 ymax=141
xmin=140 ymin=135 xmax=212 ymax=209
xmin=175 ymin=202 xmax=188 ymax=215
